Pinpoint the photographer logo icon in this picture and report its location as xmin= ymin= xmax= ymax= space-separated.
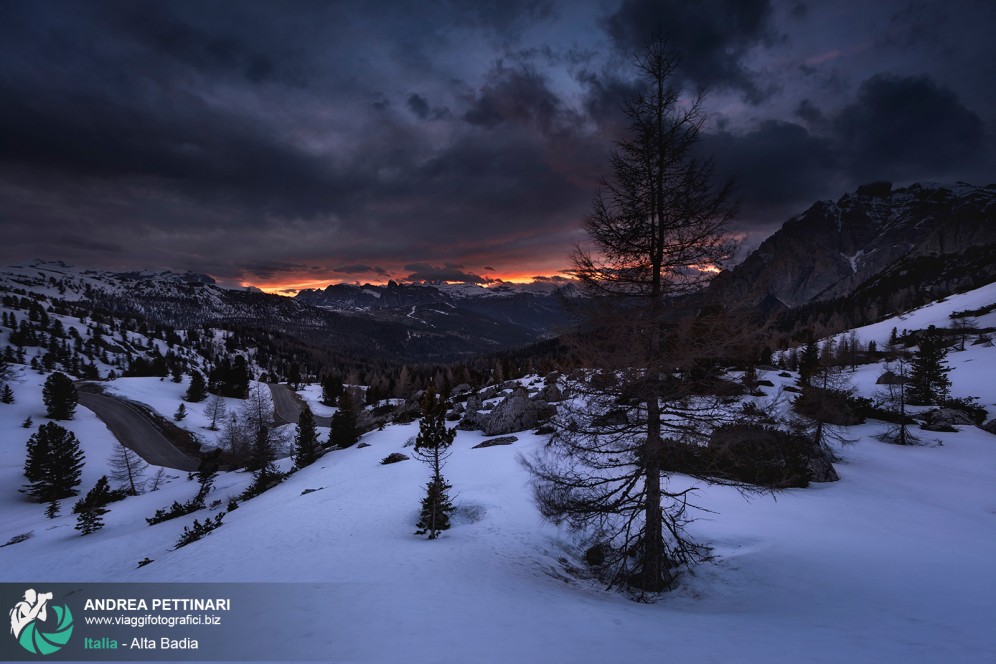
xmin=9 ymin=589 xmax=74 ymax=655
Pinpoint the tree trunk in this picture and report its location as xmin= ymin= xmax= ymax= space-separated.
xmin=639 ymin=396 xmax=667 ymax=591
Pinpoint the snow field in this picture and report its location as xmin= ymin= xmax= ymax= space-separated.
xmin=0 ymin=288 xmax=994 ymax=661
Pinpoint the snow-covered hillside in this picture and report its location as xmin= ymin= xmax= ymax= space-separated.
xmin=1 ymin=288 xmax=994 ymax=662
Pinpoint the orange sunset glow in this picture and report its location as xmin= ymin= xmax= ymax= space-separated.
xmin=246 ymin=270 xmax=574 ymax=296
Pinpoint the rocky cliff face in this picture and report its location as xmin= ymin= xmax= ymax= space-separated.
xmin=709 ymin=182 xmax=996 ymax=308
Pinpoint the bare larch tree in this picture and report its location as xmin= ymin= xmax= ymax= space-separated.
xmin=524 ymin=37 xmax=741 ymax=594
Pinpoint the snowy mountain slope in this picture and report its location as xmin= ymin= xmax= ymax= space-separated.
xmin=825 ymin=280 xmax=996 ymax=347
xmin=1 ymin=289 xmax=995 ymax=661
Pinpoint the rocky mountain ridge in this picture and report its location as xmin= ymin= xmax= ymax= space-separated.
xmin=708 ymin=181 xmax=996 ymax=310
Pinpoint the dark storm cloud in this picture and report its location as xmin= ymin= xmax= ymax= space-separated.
xmin=0 ymin=1 xmax=605 ymax=280
xmin=53 ymin=235 xmax=124 ymax=254
xmin=407 ymin=94 xmax=431 ymax=120
xmin=833 ymin=74 xmax=987 ymax=182
xmin=705 ymin=120 xmax=838 ymax=218
xmin=703 ymin=70 xmax=992 ymax=237
xmin=0 ymin=1 xmax=993 ymax=283
xmin=0 ymin=84 xmax=353 ymax=219
xmin=577 ymin=71 xmax=645 ymax=140
xmin=463 ymin=63 xmax=570 ymax=133
xmin=604 ymin=0 xmax=778 ymax=99
xmin=407 ymin=93 xmax=451 ymax=121
xmin=107 ymin=3 xmax=281 ymax=84
xmin=794 ymin=99 xmax=826 ymax=127
xmin=403 ymin=263 xmax=487 ymax=284
xmin=334 ymin=265 xmax=390 ymax=276
xmin=237 ymin=260 xmax=313 ymax=281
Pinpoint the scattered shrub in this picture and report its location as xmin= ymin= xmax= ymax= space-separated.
xmin=0 ymin=532 xmax=32 ymax=547
xmin=380 ymin=452 xmax=409 ymax=465
xmin=146 ymin=494 xmax=204 ymax=525
xmin=174 ymin=513 xmax=225 ymax=549
xmin=793 ymin=388 xmax=865 ymax=425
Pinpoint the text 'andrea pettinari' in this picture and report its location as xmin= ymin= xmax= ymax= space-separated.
xmin=83 ymin=597 xmax=231 ymax=611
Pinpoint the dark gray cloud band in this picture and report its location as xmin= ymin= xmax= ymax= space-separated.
xmin=0 ymin=1 xmax=991 ymax=285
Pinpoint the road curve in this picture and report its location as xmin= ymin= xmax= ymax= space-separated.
xmin=267 ymin=383 xmax=332 ymax=427
xmin=78 ymin=391 xmax=200 ymax=471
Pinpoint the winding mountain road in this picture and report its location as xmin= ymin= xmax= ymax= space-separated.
xmin=75 ymin=384 xmax=322 ymax=472
xmin=267 ymin=383 xmax=332 ymax=427
xmin=78 ymin=390 xmax=200 ymax=471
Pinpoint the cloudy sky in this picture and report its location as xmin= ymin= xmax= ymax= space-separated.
xmin=1 ymin=0 xmax=993 ymax=291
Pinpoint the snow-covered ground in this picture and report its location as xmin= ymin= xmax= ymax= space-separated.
xmin=1 ymin=290 xmax=995 ymax=662
xmin=829 ymin=281 xmax=996 ymax=347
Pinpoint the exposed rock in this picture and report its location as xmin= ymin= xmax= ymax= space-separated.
xmin=450 ymin=383 xmax=473 ymax=400
xmin=536 ymin=373 xmax=564 ymax=402
xmin=458 ymin=394 xmax=487 ymax=431
xmin=536 ymin=381 xmax=564 ymax=403
xmin=389 ymin=398 xmax=422 ymax=424
xmin=356 ymin=442 xmax=371 ymax=448
xmin=920 ymin=408 xmax=975 ymax=431
xmin=981 ymin=419 xmax=996 ymax=435
xmin=876 ymin=370 xmax=905 ymax=385
xmin=482 ymin=387 xmax=556 ymax=436
xmin=473 ymin=436 xmax=518 ymax=449
xmin=806 ymin=449 xmax=840 ymax=483
xmin=380 ymin=452 xmax=409 ymax=465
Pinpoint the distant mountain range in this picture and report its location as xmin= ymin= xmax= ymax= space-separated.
xmin=0 ymin=263 xmax=574 ymax=363
xmin=3 ymin=181 xmax=993 ymax=363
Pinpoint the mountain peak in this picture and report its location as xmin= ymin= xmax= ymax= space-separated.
xmin=710 ymin=181 xmax=996 ymax=309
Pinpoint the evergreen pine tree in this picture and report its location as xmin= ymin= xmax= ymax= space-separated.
xmin=42 ymin=371 xmax=78 ymax=420
xmin=74 ymin=476 xmax=111 ymax=535
xmin=288 ymin=362 xmax=302 ymax=390
xmin=24 ymin=422 xmax=85 ymax=503
xmin=45 ymin=499 xmax=60 ymax=520
xmin=798 ymin=338 xmax=820 ymax=387
xmin=174 ymin=403 xmax=187 ymax=421
xmin=185 ymin=371 xmax=208 ymax=402
xmin=293 ymin=405 xmax=322 ymax=469
xmin=243 ymin=426 xmax=281 ymax=498
xmin=246 ymin=426 xmax=276 ymax=474
xmin=321 ymin=374 xmax=343 ymax=406
xmin=195 ymin=448 xmax=223 ymax=499
xmin=908 ymin=326 xmax=952 ymax=405
xmin=328 ymin=391 xmax=360 ymax=448
xmin=413 ymin=388 xmax=456 ymax=539
xmin=0 ymin=384 xmax=13 ymax=404
xmin=21 ymin=416 xmax=32 ymax=428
